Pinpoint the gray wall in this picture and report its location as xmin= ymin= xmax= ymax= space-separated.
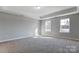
xmin=40 ymin=13 xmax=79 ymax=39
xmin=0 ymin=12 xmax=38 ymax=41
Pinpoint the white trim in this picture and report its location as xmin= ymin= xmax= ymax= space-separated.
xmin=0 ymin=36 xmax=32 ymax=43
xmin=0 ymin=9 xmax=37 ymax=20
xmin=0 ymin=7 xmax=24 ymax=16
xmin=0 ymin=9 xmax=23 ymax=16
xmin=40 ymin=11 xmax=79 ymax=20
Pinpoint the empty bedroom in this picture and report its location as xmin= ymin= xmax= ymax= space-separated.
xmin=0 ymin=6 xmax=79 ymax=53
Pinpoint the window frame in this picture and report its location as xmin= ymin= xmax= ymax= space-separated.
xmin=45 ymin=20 xmax=51 ymax=32
xmin=60 ymin=18 xmax=70 ymax=33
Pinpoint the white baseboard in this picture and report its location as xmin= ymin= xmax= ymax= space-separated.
xmin=0 ymin=36 xmax=32 ymax=43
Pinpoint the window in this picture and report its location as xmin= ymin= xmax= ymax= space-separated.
xmin=60 ymin=18 xmax=70 ymax=33
xmin=45 ymin=20 xmax=51 ymax=32
xmin=35 ymin=27 xmax=39 ymax=36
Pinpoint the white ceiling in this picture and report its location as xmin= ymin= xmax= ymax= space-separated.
xmin=0 ymin=6 xmax=74 ymax=19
